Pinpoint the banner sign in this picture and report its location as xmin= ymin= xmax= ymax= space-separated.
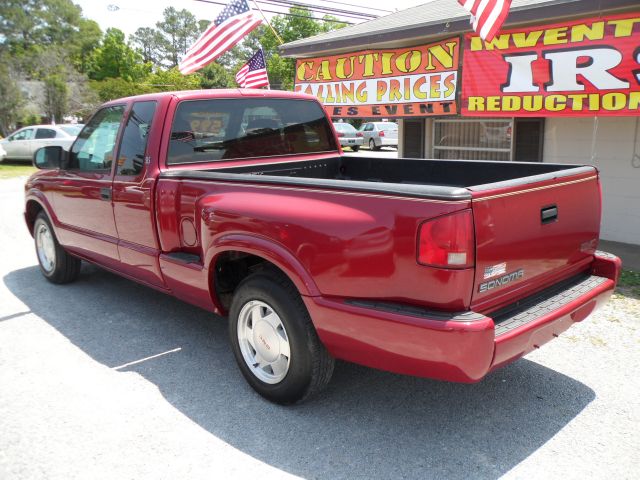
xmin=294 ymin=38 xmax=460 ymax=118
xmin=462 ymin=12 xmax=640 ymax=117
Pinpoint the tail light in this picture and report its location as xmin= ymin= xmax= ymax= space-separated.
xmin=418 ymin=210 xmax=475 ymax=268
xmin=336 ymin=132 xmax=345 ymax=137
xmin=356 ymin=132 xmax=363 ymax=137
xmin=379 ymin=130 xmax=385 ymax=137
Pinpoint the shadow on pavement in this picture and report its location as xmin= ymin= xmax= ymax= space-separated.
xmin=4 ymin=264 xmax=595 ymax=480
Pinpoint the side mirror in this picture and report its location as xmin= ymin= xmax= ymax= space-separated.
xmin=33 ymin=146 xmax=67 ymax=169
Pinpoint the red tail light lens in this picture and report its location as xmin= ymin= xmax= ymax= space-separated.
xmin=379 ymin=130 xmax=385 ymax=137
xmin=418 ymin=210 xmax=475 ymax=268
xmin=336 ymin=132 xmax=345 ymax=137
xmin=356 ymin=132 xmax=363 ymax=137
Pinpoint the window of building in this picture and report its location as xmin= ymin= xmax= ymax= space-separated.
xmin=432 ymin=118 xmax=513 ymax=161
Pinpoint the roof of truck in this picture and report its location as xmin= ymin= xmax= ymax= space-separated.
xmin=102 ymin=89 xmax=317 ymax=107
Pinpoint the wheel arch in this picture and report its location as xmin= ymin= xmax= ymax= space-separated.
xmin=207 ymin=233 xmax=321 ymax=314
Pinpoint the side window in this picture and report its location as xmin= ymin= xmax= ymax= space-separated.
xmin=69 ymin=106 xmax=125 ymax=171
xmin=116 ymin=101 xmax=157 ymax=176
xmin=35 ymin=128 xmax=57 ymax=139
xmin=11 ymin=129 xmax=34 ymax=141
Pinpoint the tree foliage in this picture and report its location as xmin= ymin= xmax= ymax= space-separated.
xmin=88 ymin=28 xmax=150 ymax=82
xmin=0 ymin=0 xmax=347 ymax=131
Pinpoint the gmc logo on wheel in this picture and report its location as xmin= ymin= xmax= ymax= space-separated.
xmin=479 ymin=269 xmax=525 ymax=293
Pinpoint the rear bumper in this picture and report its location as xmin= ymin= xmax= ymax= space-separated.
xmin=378 ymin=137 xmax=397 ymax=146
xmin=339 ymin=137 xmax=363 ymax=147
xmin=305 ymin=252 xmax=620 ymax=383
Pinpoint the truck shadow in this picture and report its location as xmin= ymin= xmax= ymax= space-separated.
xmin=4 ymin=265 xmax=595 ymax=480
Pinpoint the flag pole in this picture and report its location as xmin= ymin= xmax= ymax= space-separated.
xmin=252 ymin=0 xmax=284 ymax=45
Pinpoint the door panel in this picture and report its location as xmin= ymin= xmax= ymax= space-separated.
xmin=53 ymin=106 xmax=126 ymax=264
xmin=112 ymin=100 xmax=165 ymax=287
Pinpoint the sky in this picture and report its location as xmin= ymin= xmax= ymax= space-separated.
xmin=73 ymin=0 xmax=432 ymax=39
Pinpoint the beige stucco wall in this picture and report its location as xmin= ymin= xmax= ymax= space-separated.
xmin=543 ymin=117 xmax=640 ymax=245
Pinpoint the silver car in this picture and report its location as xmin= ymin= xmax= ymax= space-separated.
xmin=0 ymin=124 xmax=83 ymax=162
xmin=333 ymin=122 xmax=363 ymax=151
xmin=359 ymin=122 xmax=398 ymax=150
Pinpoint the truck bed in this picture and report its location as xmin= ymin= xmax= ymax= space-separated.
xmin=161 ymin=156 xmax=595 ymax=201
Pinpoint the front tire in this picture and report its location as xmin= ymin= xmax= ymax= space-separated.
xmin=34 ymin=212 xmax=81 ymax=284
xmin=229 ymin=271 xmax=334 ymax=404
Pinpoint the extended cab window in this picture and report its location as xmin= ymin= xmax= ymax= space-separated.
xmin=167 ymin=98 xmax=337 ymax=164
xmin=69 ymin=106 xmax=125 ymax=171
xmin=116 ymin=101 xmax=157 ymax=176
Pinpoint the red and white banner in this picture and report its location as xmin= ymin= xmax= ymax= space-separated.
xmin=461 ymin=12 xmax=640 ymax=117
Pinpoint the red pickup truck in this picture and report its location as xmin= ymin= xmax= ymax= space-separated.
xmin=25 ymin=89 xmax=620 ymax=404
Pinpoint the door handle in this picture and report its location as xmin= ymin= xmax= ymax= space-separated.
xmin=541 ymin=205 xmax=558 ymax=224
xmin=100 ymin=187 xmax=112 ymax=201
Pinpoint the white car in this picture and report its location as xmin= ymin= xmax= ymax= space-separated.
xmin=0 ymin=124 xmax=83 ymax=162
xmin=359 ymin=122 xmax=398 ymax=150
xmin=333 ymin=122 xmax=363 ymax=151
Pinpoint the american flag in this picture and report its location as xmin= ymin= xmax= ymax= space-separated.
xmin=458 ymin=0 xmax=512 ymax=42
xmin=235 ymin=49 xmax=270 ymax=88
xmin=179 ymin=0 xmax=262 ymax=75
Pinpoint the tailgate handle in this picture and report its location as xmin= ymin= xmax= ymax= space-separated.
xmin=541 ymin=205 xmax=558 ymax=224
xmin=100 ymin=187 xmax=112 ymax=201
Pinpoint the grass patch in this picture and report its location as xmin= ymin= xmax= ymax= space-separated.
xmin=617 ymin=270 xmax=640 ymax=299
xmin=0 ymin=162 xmax=36 ymax=179
xmin=619 ymin=270 xmax=640 ymax=287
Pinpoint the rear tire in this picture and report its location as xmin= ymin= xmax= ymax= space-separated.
xmin=34 ymin=212 xmax=81 ymax=284
xmin=351 ymin=146 xmax=360 ymax=152
xmin=229 ymin=271 xmax=334 ymax=404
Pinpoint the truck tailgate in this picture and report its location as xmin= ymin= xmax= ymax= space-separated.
xmin=469 ymin=168 xmax=601 ymax=313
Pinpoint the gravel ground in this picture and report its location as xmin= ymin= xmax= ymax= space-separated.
xmin=1 ymin=176 xmax=639 ymax=480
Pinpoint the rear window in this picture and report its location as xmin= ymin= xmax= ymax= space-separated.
xmin=167 ymin=98 xmax=338 ymax=164
xmin=334 ymin=123 xmax=356 ymax=133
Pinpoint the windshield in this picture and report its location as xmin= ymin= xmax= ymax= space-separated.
xmin=60 ymin=125 xmax=84 ymax=136
xmin=168 ymin=98 xmax=338 ymax=164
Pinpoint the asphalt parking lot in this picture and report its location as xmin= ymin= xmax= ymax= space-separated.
xmin=1 ymin=175 xmax=638 ymax=480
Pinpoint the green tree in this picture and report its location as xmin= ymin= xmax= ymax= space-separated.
xmin=89 ymin=28 xmax=151 ymax=82
xmin=131 ymin=27 xmax=164 ymax=65
xmin=156 ymin=7 xmax=200 ymax=68
xmin=43 ymin=73 xmax=68 ymax=122
xmin=143 ymin=68 xmax=202 ymax=92
xmin=199 ymin=63 xmax=235 ymax=89
xmin=90 ymin=77 xmax=148 ymax=103
xmin=0 ymin=57 xmax=24 ymax=135
xmin=0 ymin=0 xmax=83 ymax=54
xmin=70 ymin=19 xmax=103 ymax=74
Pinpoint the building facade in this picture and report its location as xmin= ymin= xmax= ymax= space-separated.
xmin=281 ymin=0 xmax=640 ymax=246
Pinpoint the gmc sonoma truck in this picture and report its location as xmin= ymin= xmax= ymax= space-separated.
xmin=25 ymin=89 xmax=621 ymax=404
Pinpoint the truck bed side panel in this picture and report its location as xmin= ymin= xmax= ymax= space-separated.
xmin=156 ymin=179 xmax=475 ymax=311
